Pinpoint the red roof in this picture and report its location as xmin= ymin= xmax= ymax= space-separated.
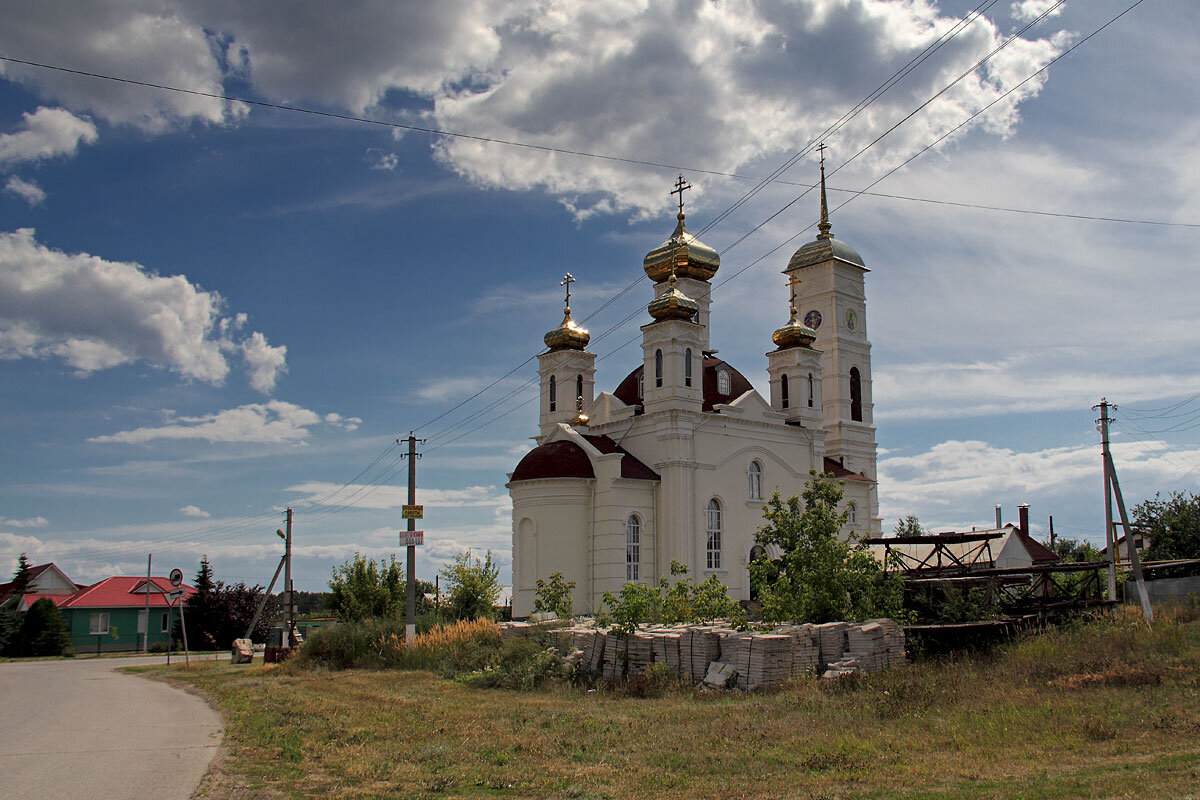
xmin=19 ymin=593 xmax=75 ymax=610
xmin=511 ymin=440 xmax=596 ymax=481
xmin=612 ymin=356 xmax=755 ymax=413
xmin=0 ymin=562 xmax=80 ymax=602
xmin=581 ymin=434 xmax=660 ymax=481
xmin=58 ymin=576 xmax=195 ymax=609
xmin=822 ymin=457 xmax=873 ymax=482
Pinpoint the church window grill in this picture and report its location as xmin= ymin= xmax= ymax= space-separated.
xmin=780 ymin=374 xmax=789 ymax=409
xmin=655 ymin=349 xmax=663 ymax=388
xmin=717 ymin=369 xmax=730 ymax=395
xmin=548 ymin=375 xmax=557 ymax=412
xmin=706 ymin=499 xmax=723 ymax=570
xmin=748 ymin=461 xmax=763 ymax=500
xmin=626 ymin=515 xmax=641 ymax=581
xmin=808 ymin=373 xmax=814 ymax=407
xmin=850 ymin=367 xmax=862 ymax=422
xmin=685 ymin=348 xmax=693 ymax=387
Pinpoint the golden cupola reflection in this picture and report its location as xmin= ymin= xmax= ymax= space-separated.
xmin=643 ymin=175 xmax=720 ymax=283
xmin=647 ymin=268 xmax=700 ymax=322
xmin=544 ymin=273 xmax=591 ymax=352
xmin=772 ymin=275 xmax=816 ymax=349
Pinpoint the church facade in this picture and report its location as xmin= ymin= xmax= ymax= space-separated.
xmin=508 ymin=170 xmax=880 ymax=616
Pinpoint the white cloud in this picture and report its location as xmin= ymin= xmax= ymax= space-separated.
xmin=286 ymin=481 xmax=512 ymax=511
xmin=368 ymin=149 xmax=399 ymax=171
xmin=0 ymin=107 xmax=98 ymax=166
xmin=0 ymin=229 xmax=286 ymax=390
xmin=241 ymin=331 xmax=288 ymax=393
xmin=88 ymin=400 xmax=337 ymax=445
xmin=0 ymin=516 xmax=49 ymax=528
xmin=323 ymin=412 xmax=362 ymax=432
xmin=4 ymin=176 xmax=46 ymax=205
xmin=1011 ymin=1 xmax=1065 ymax=24
xmin=179 ymin=505 xmax=210 ymax=518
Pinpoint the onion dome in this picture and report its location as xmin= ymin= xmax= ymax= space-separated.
xmin=647 ymin=272 xmax=700 ymax=321
xmin=544 ymin=306 xmax=590 ymax=351
xmin=772 ymin=305 xmax=817 ymax=349
xmin=787 ymin=150 xmax=866 ymax=271
xmin=511 ymin=440 xmax=595 ymax=481
xmin=643 ymin=214 xmax=720 ymax=282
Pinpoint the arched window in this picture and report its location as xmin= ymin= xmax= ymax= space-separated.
xmin=685 ymin=348 xmax=693 ymax=387
xmin=548 ymin=375 xmax=557 ymax=412
xmin=638 ymin=371 xmax=643 ymax=398
xmin=717 ymin=369 xmax=731 ymax=395
xmin=655 ymin=349 xmax=663 ymax=388
xmin=781 ymin=374 xmax=789 ymax=409
xmin=848 ymin=504 xmax=857 ymax=525
xmin=748 ymin=461 xmax=763 ymax=500
xmin=576 ymin=374 xmax=584 ymax=408
xmin=706 ymin=499 xmax=722 ymax=569
xmin=626 ymin=515 xmax=641 ymax=581
xmin=850 ymin=366 xmax=862 ymax=422
xmin=808 ymin=372 xmax=814 ymax=408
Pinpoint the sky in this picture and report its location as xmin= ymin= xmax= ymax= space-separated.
xmin=2 ymin=0 xmax=1198 ymax=593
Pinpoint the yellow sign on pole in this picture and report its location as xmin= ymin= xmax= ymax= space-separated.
xmin=402 ymin=505 xmax=424 ymax=519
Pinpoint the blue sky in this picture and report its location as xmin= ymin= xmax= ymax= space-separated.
xmin=2 ymin=0 xmax=1198 ymax=592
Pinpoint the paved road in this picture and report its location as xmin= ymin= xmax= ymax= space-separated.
xmin=0 ymin=655 xmax=223 ymax=800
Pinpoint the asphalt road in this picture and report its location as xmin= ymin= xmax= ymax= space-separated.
xmin=0 ymin=655 xmax=223 ymax=800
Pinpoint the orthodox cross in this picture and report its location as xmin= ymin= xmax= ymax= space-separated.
xmin=787 ymin=273 xmax=800 ymax=314
xmin=815 ymin=142 xmax=827 ymax=168
xmin=560 ymin=273 xmax=575 ymax=307
xmin=670 ymin=174 xmax=692 ymax=216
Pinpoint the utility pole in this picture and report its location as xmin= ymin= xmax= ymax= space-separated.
xmin=1095 ymin=398 xmax=1153 ymax=622
xmin=283 ymin=507 xmax=295 ymax=646
xmin=143 ymin=553 xmax=152 ymax=654
xmin=399 ymin=432 xmax=425 ymax=647
xmin=1095 ymin=399 xmax=1118 ymax=599
xmin=1048 ymin=516 xmax=1056 ymax=549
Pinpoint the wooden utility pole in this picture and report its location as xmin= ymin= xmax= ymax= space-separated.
xmin=1096 ymin=399 xmax=1118 ymax=599
xmin=283 ymin=507 xmax=295 ymax=645
xmin=399 ymin=432 xmax=424 ymax=647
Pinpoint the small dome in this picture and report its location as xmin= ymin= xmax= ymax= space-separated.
xmin=511 ymin=440 xmax=595 ymax=481
xmin=787 ymin=236 xmax=865 ymax=271
xmin=643 ymin=214 xmax=720 ymax=283
xmin=647 ymin=275 xmax=700 ymax=322
xmin=544 ymin=307 xmax=590 ymax=352
xmin=772 ymin=308 xmax=817 ymax=349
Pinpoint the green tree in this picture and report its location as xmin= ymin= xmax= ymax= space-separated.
xmin=601 ymin=560 xmax=740 ymax=633
xmin=329 ymin=553 xmax=406 ymax=621
xmin=0 ymin=607 xmax=23 ymax=656
xmin=1050 ymin=537 xmax=1104 ymax=563
xmin=20 ymin=597 xmax=71 ymax=657
xmin=1135 ymin=491 xmax=1200 ymax=561
xmin=182 ymin=556 xmax=221 ymax=649
xmin=6 ymin=553 xmax=33 ymax=605
xmin=533 ymin=572 xmax=575 ymax=618
xmin=441 ymin=550 xmax=501 ymax=621
xmin=892 ymin=515 xmax=925 ymax=537
xmin=750 ymin=473 xmax=905 ymax=624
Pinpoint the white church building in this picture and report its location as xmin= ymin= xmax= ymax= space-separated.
xmin=508 ymin=169 xmax=880 ymax=616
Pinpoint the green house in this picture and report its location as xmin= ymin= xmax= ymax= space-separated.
xmin=56 ymin=576 xmax=195 ymax=653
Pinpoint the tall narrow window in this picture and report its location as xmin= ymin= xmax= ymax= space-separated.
xmin=576 ymin=374 xmax=584 ymax=408
xmin=638 ymin=371 xmax=643 ymax=398
xmin=655 ymin=349 xmax=663 ymax=387
xmin=548 ymin=374 xmax=557 ymax=412
xmin=706 ymin=499 xmax=723 ymax=570
xmin=748 ymin=461 xmax=763 ymax=500
xmin=808 ymin=372 xmax=814 ymax=408
xmin=626 ymin=515 xmax=641 ymax=581
xmin=781 ymin=373 xmax=789 ymax=409
xmin=717 ymin=369 xmax=731 ymax=395
xmin=685 ymin=348 xmax=693 ymax=387
xmin=850 ymin=367 xmax=862 ymax=422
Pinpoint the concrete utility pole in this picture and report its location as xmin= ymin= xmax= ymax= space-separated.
xmin=283 ymin=507 xmax=295 ymax=645
xmin=399 ymin=432 xmax=425 ymax=647
xmin=143 ymin=553 xmax=152 ymax=654
xmin=1096 ymin=399 xmax=1118 ymax=599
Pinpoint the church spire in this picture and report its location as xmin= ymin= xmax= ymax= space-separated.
xmin=544 ymin=272 xmax=591 ymax=351
xmin=816 ymin=143 xmax=832 ymax=240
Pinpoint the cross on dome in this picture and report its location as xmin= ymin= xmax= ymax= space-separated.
xmin=670 ymin=174 xmax=692 ymax=218
xmin=561 ymin=272 xmax=575 ymax=308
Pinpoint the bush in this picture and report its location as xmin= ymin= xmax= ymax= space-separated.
xmin=295 ymin=618 xmax=406 ymax=670
xmin=601 ymin=561 xmax=741 ymax=633
xmin=148 ymin=641 xmax=168 ymax=654
xmin=441 ymin=551 xmax=501 ymax=621
xmin=458 ymin=636 xmax=564 ymax=691
xmin=0 ymin=607 xmax=22 ymax=657
xmin=534 ymin=572 xmax=575 ymax=619
xmin=20 ymin=597 xmax=71 ymax=657
xmin=378 ymin=618 xmax=503 ymax=675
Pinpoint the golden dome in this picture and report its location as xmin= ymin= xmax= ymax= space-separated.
xmin=544 ymin=306 xmax=590 ymax=351
xmin=643 ymin=214 xmax=720 ymax=283
xmin=647 ymin=273 xmax=700 ymax=322
xmin=772 ymin=307 xmax=817 ymax=349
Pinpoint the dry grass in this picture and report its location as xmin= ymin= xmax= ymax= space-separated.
xmin=166 ymin=608 xmax=1200 ymax=800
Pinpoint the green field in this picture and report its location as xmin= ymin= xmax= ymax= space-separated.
xmin=163 ymin=608 xmax=1200 ymax=800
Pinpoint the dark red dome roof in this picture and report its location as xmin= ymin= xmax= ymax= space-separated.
xmin=510 ymin=440 xmax=595 ymax=481
xmin=612 ymin=356 xmax=754 ymax=412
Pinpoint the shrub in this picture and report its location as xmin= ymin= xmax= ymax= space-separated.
xmin=295 ymin=618 xmax=405 ymax=670
xmin=20 ymin=597 xmax=71 ymax=657
xmin=534 ymin=572 xmax=575 ymax=619
xmin=601 ymin=561 xmax=741 ymax=633
xmin=379 ymin=618 xmax=502 ymax=674
xmin=458 ymin=636 xmax=564 ymax=691
xmin=441 ymin=551 xmax=501 ymax=621
xmin=0 ymin=607 xmax=22 ymax=657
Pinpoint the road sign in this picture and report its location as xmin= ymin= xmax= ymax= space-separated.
xmin=169 ymin=568 xmax=183 ymax=586
xmin=402 ymin=505 xmax=424 ymax=519
xmin=166 ymin=587 xmax=185 ymax=603
xmin=399 ymin=530 xmax=424 ymax=547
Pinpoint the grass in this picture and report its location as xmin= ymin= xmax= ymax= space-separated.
xmin=159 ymin=607 xmax=1200 ymax=800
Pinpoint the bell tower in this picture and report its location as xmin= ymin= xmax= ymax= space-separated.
xmin=537 ymin=273 xmax=596 ymax=438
